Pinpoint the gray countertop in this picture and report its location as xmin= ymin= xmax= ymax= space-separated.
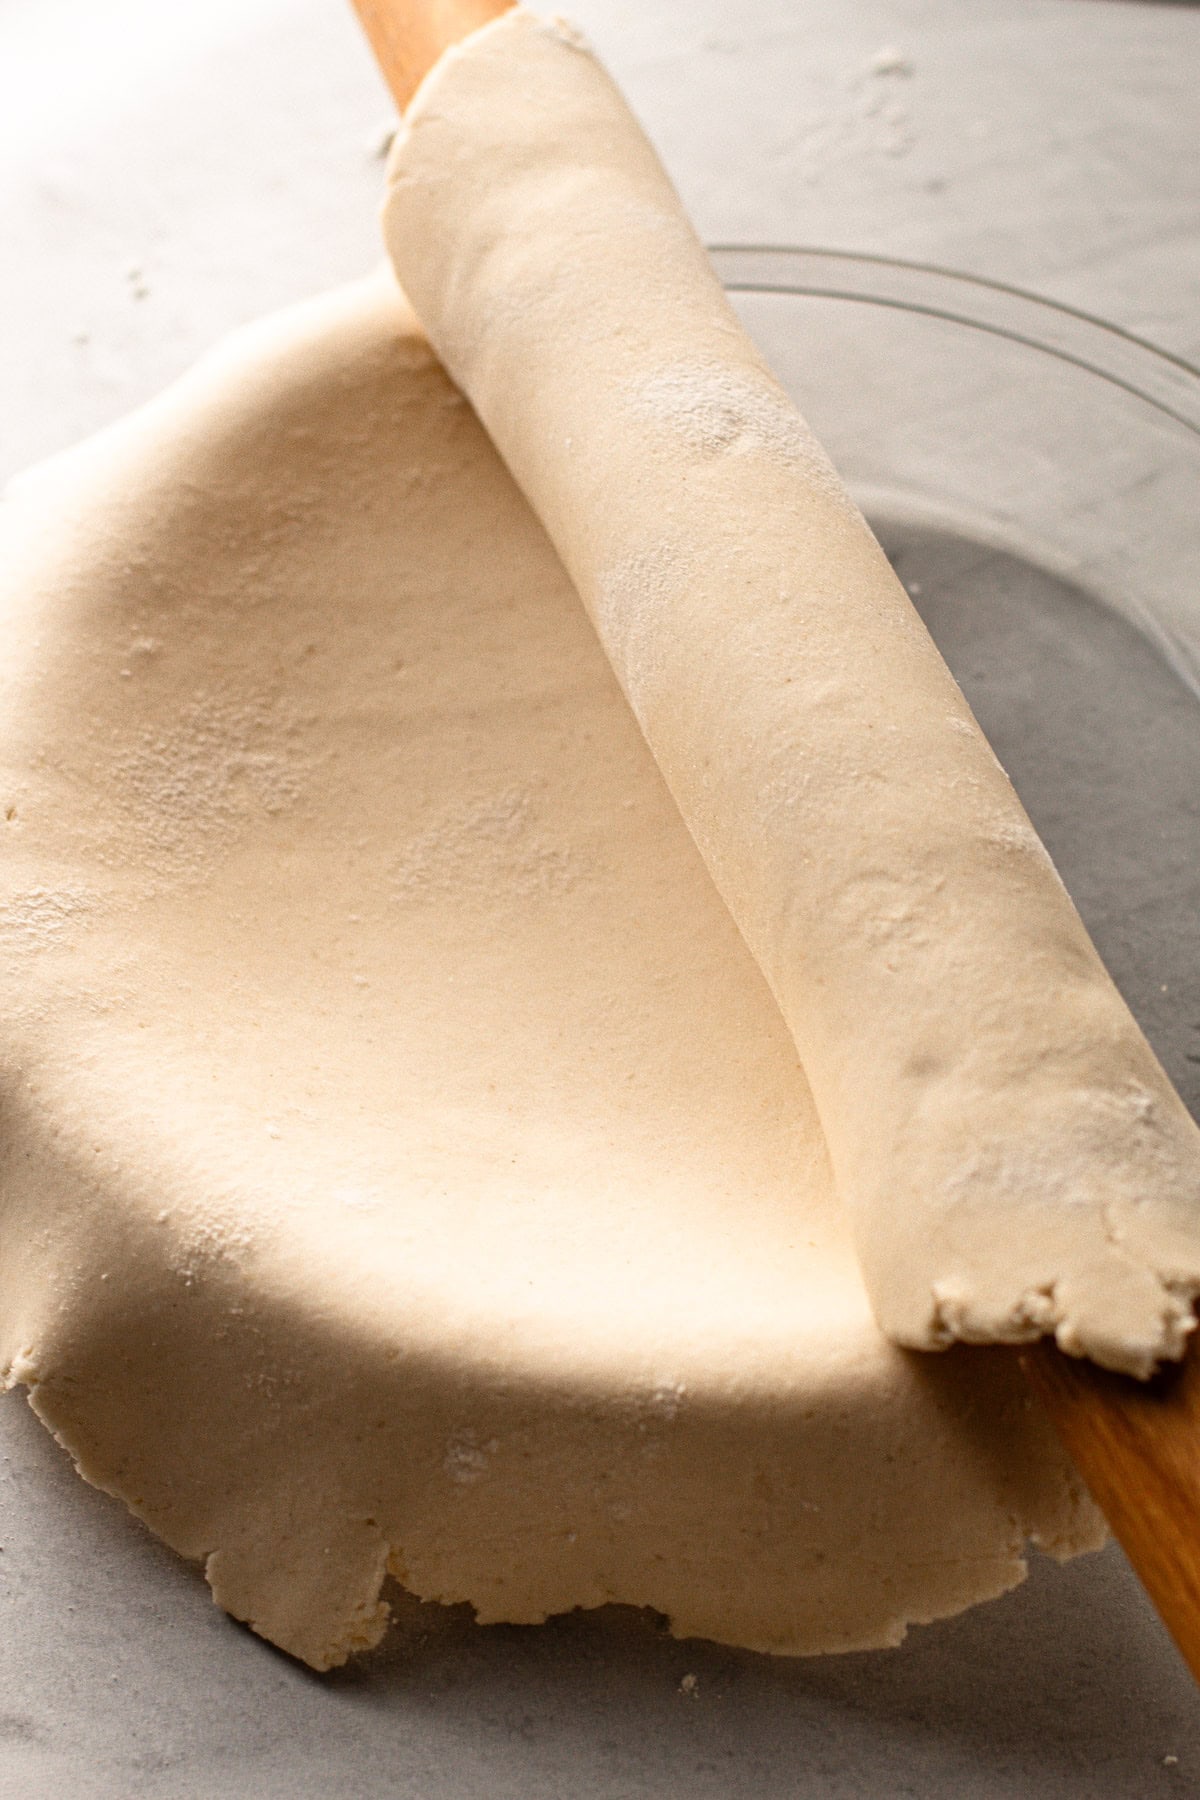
xmin=3 ymin=2 xmax=1200 ymax=1794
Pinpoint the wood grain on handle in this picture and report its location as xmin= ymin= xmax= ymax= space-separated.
xmin=1021 ymin=1336 xmax=1200 ymax=1681
xmin=350 ymin=0 xmax=514 ymax=108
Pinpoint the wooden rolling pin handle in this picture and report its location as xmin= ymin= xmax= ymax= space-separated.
xmin=1021 ymin=1332 xmax=1200 ymax=1684
xmin=350 ymin=0 xmax=514 ymax=109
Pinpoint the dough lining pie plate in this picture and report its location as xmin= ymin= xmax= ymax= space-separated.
xmin=2 ymin=244 xmax=1199 ymax=1671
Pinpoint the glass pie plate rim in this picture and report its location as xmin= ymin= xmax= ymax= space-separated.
xmin=712 ymin=243 xmax=1200 ymax=703
xmin=709 ymin=244 xmax=1200 ymax=437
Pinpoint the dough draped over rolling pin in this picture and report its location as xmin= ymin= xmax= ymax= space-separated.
xmin=383 ymin=6 xmax=1200 ymax=1377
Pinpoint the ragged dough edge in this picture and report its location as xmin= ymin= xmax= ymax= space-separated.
xmin=383 ymin=6 xmax=1200 ymax=1378
xmin=12 ymin=1372 xmax=393 ymax=1670
xmin=2 ymin=1183 xmax=1106 ymax=1674
xmin=926 ymin=1276 xmax=1198 ymax=1382
xmin=876 ymin=1075 xmax=1200 ymax=1378
xmin=4 ymin=1354 xmax=1105 ymax=1672
xmin=11 ymin=1370 xmax=1092 ymax=1671
xmin=0 ymin=1007 xmax=1104 ymax=1673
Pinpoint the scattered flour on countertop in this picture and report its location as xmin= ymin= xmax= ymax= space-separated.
xmin=868 ymin=46 xmax=914 ymax=78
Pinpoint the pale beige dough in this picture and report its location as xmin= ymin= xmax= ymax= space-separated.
xmin=383 ymin=7 xmax=1200 ymax=1378
xmin=0 ymin=276 xmax=1102 ymax=1669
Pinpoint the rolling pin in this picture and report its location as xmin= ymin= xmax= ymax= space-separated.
xmin=349 ymin=0 xmax=1200 ymax=1684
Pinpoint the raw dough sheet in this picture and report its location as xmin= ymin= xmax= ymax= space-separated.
xmin=0 ymin=273 xmax=1099 ymax=1669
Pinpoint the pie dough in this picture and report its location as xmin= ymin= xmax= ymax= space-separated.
xmin=383 ymin=7 xmax=1200 ymax=1378
xmin=0 ymin=274 xmax=1102 ymax=1670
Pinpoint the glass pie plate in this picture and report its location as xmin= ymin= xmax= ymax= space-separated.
xmin=715 ymin=247 xmax=1200 ymax=1115
xmin=6 ymin=243 xmax=1200 ymax=1796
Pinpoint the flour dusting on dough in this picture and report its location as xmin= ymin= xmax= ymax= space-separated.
xmin=593 ymin=545 xmax=689 ymax=724
xmin=0 ymin=885 xmax=96 ymax=953
xmin=109 ymin=691 xmax=305 ymax=873
xmin=632 ymin=362 xmax=844 ymax=492
xmin=390 ymin=785 xmax=586 ymax=902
